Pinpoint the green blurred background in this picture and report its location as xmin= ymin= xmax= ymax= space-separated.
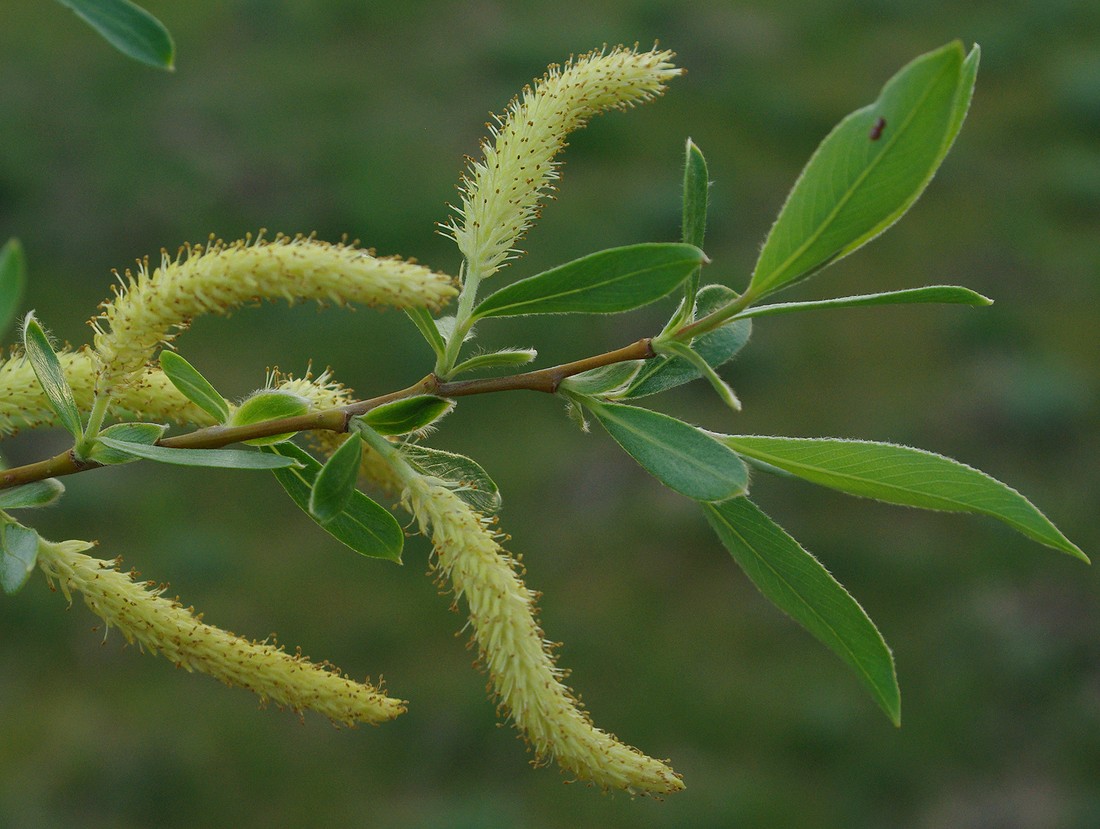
xmin=2 ymin=2 xmax=1098 ymax=826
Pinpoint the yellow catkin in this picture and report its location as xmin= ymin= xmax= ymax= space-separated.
xmin=0 ymin=348 xmax=213 ymax=436
xmin=92 ymin=235 xmax=457 ymax=389
xmin=269 ymin=372 xmax=677 ymax=790
xmin=35 ymin=537 xmax=405 ymax=726
xmin=447 ymin=45 xmax=680 ymax=280
xmin=403 ymin=475 xmax=683 ymax=794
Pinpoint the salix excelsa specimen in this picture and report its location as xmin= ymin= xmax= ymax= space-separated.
xmin=0 ymin=42 xmax=1087 ymax=796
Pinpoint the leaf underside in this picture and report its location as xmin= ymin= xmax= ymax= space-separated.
xmin=704 ymin=496 xmax=901 ymax=725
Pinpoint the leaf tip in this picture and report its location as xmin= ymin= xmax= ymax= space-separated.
xmin=1066 ymin=544 xmax=1090 ymax=565
xmin=1 ymin=236 xmax=24 ymax=258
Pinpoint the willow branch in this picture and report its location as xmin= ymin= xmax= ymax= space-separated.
xmin=0 ymin=338 xmax=654 ymax=491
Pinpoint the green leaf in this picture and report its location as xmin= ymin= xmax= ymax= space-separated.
xmin=266 ymin=442 xmax=404 ymax=562
xmin=22 ymin=312 xmax=83 ymax=441
xmin=682 ymin=138 xmax=709 ymax=250
xmin=308 ymin=434 xmax=363 ymax=523
xmin=450 ymin=349 xmax=538 ymax=376
xmin=405 ymin=307 xmax=447 ymax=359
xmin=733 ymin=285 xmax=992 ymax=320
xmin=362 ymin=396 xmax=454 ymax=436
xmin=720 ymin=435 xmax=1088 ymax=562
xmin=558 ymin=361 xmax=642 ymax=397
xmin=229 ymin=390 xmax=310 ymax=445
xmin=1 ymin=523 xmax=40 ymax=595
xmin=56 ymin=0 xmax=175 ymax=70
xmin=623 ymin=285 xmax=752 ymax=399
xmin=472 ymin=243 xmax=706 ymax=319
xmin=0 ymin=479 xmax=65 ymax=510
xmin=944 ymin=42 xmax=982 ymax=167
xmin=87 ymin=421 xmax=167 ymax=465
xmin=680 ymin=138 xmax=710 ymax=314
xmin=399 ymin=444 xmax=502 ymax=516
xmin=703 ymin=497 xmax=900 ymax=725
xmin=585 ymin=400 xmax=748 ymax=502
xmin=159 ymin=351 xmax=230 ymax=423
xmin=96 ymin=436 xmax=300 ymax=470
xmin=0 ymin=239 xmax=27 ymax=341
xmin=749 ymin=41 xmax=978 ymax=299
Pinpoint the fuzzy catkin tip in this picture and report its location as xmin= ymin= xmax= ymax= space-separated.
xmin=91 ymin=234 xmax=457 ymax=389
xmin=35 ymin=538 xmax=405 ymax=727
xmin=401 ymin=475 xmax=683 ymax=795
xmin=447 ymin=45 xmax=680 ymax=280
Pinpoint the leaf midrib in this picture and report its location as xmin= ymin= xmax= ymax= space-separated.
xmin=756 ymin=58 xmax=956 ymax=294
xmin=480 ymin=252 xmax=695 ymax=316
xmin=706 ymin=502 xmax=897 ymax=719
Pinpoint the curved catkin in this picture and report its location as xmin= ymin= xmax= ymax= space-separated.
xmin=403 ymin=476 xmax=683 ymax=795
xmin=0 ymin=349 xmax=214 ymax=435
xmin=446 ymin=46 xmax=680 ymax=280
xmin=92 ymin=235 xmax=457 ymax=389
xmin=35 ymin=538 xmax=405 ymax=726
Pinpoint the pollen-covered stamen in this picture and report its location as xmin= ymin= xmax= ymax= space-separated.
xmin=36 ymin=537 xmax=405 ymax=726
xmin=91 ymin=234 xmax=458 ymax=391
xmin=446 ymin=45 xmax=680 ymax=281
xmin=402 ymin=475 xmax=684 ymax=795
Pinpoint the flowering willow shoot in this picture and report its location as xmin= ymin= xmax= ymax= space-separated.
xmin=0 ymin=42 xmax=1086 ymax=795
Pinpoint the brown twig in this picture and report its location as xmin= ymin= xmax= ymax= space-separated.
xmin=0 ymin=338 xmax=654 ymax=491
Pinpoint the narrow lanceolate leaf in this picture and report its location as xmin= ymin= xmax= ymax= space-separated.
xmin=653 ymin=339 xmax=742 ymax=411
xmin=0 ymin=238 xmax=27 ymax=340
xmin=405 ymin=307 xmax=447 ymax=359
xmin=309 ymin=434 xmax=363 ymax=523
xmin=266 ymin=442 xmax=403 ymax=562
xmin=1 ymin=523 xmax=40 ymax=594
xmin=733 ymin=285 xmax=993 ymax=321
xmin=703 ymin=497 xmax=900 ymax=725
xmin=159 ymin=351 xmax=230 ymax=423
xmin=682 ymin=139 xmax=710 ymax=250
xmin=399 ymin=443 xmax=502 ymax=516
xmin=22 ymin=313 xmax=83 ymax=441
xmin=56 ymin=0 xmax=175 ymax=70
xmin=87 ymin=421 xmax=167 ymax=465
xmin=586 ymin=400 xmax=748 ymax=501
xmin=681 ymin=138 xmax=710 ymax=312
xmin=361 ymin=396 xmax=453 ymax=436
xmin=749 ymin=41 xmax=979 ymax=299
xmin=0 ymin=479 xmax=65 ymax=510
xmin=472 ymin=243 xmax=705 ymax=319
xmin=720 ymin=435 xmax=1088 ymax=562
xmin=96 ymin=436 xmax=299 ymax=470
xmin=623 ymin=285 xmax=751 ymax=399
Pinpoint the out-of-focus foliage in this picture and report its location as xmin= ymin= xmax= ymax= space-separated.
xmin=1 ymin=1 xmax=1097 ymax=827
